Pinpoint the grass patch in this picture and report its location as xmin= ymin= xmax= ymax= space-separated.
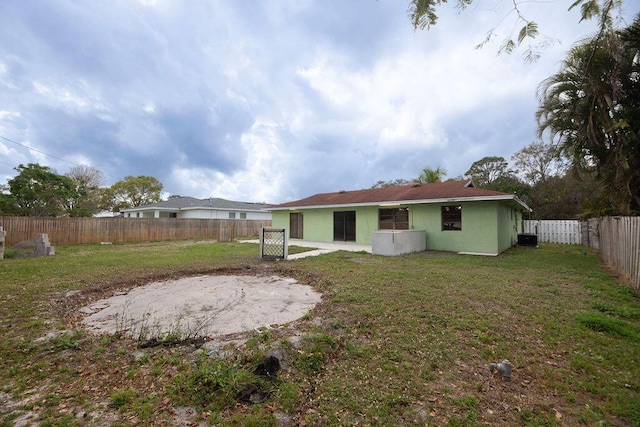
xmin=171 ymin=356 xmax=269 ymax=411
xmin=110 ymin=388 xmax=137 ymax=410
xmin=0 ymin=241 xmax=639 ymax=425
xmin=578 ymin=312 xmax=639 ymax=340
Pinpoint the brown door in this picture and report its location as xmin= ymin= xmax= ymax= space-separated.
xmin=290 ymin=213 xmax=303 ymax=239
xmin=333 ymin=211 xmax=356 ymax=241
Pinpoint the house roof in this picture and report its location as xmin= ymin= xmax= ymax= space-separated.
xmin=269 ymin=180 xmax=531 ymax=211
xmin=121 ymin=197 xmax=270 ymax=213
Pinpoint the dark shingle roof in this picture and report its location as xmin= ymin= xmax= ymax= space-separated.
xmin=122 ymin=197 xmax=270 ymax=212
xmin=270 ymin=180 xmax=529 ymax=210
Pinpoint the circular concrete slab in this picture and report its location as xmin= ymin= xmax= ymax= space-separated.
xmin=80 ymin=275 xmax=321 ymax=339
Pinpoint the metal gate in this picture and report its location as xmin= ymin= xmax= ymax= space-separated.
xmin=260 ymin=228 xmax=288 ymax=260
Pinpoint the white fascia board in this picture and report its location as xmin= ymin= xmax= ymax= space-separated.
xmin=271 ymin=195 xmax=531 ymax=211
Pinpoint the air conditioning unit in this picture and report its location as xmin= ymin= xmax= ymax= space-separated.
xmin=517 ymin=233 xmax=538 ymax=248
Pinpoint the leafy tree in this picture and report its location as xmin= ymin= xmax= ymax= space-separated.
xmin=371 ymin=178 xmax=411 ymax=188
xmin=104 ymin=175 xmax=163 ymax=213
xmin=408 ymin=0 xmax=625 ymax=61
xmin=527 ymin=168 xmax=601 ymax=219
xmin=490 ymin=174 xmax=531 ymax=201
xmin=0 ymin=184 xmax=11 ymax=215
xmin=372 ymin=166 xmax=448 ymax=188
xmin=511 ymin=141 xmax=567 ymax=186
xmin=3 ymin=163 xmax=76 ymax=217
xmin=414 ymin=166 xmax=447 ymax=184
xmin=537 ymin=15 xmax=640 ymax=214
xmin=64 ymin=165 xmax=105 ymax=217
xmin=464 ymin=156 xmax=512 ymax=188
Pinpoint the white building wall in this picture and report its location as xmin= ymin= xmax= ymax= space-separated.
xmin=180 ymin=209 xmax=272 ymax=220
xmin=181 ymin=209 xmax=224 ymax=219
xmin=123 ymin=208 xmax=271 ymax=220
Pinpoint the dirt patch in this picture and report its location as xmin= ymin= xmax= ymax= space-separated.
xmin=80 ymin=275 xmax=322 ymax=339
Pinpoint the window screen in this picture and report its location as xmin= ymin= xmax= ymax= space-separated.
xmin=379 ymin=208 xmax=409 ymax=230
xmin=441 ymin=205 xmax=462 ymax=230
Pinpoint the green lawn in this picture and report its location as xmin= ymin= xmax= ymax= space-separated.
xmin=1 ymin=240 xmax=638 ymax=426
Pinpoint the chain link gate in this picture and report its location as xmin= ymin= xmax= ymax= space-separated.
xmin=260 ymin=228 xmax=288 ymax=260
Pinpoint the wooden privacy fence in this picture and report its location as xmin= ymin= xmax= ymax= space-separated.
xmin=593 ymin=216 xmax=640 ymax=291
xmin=0 ymin=216 xmax=271 ymax=246
xmin=523 ymin=220 xmax=582 ymax=244
xmin=523 ymin=218 xmax=639 ymax=290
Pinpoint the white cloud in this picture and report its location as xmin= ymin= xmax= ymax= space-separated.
xmin=0 ymin=0 xmax=637 ymax=202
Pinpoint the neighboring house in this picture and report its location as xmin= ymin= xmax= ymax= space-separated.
xmin=120 ymin=197 xmax=272 ymax=220
xmin=269 ymin=180 xmax=531 ymax=256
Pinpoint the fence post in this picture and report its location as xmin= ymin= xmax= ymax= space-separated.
xmin=0 ymin=226 xmax=5 ymax=259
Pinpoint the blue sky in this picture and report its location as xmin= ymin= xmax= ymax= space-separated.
xmin=1 ymin=1 xmax=638 ymax=203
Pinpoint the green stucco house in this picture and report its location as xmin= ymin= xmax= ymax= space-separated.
xmin=269 ymin=180 xmax=531 ymax=256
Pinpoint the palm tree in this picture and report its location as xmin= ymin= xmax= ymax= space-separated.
xmin=536 ymin=15 xmax=640 ymax=214
xmin=414 ymin=167 xmax=447 ymax=184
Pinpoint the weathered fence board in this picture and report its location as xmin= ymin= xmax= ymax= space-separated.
xmin=596 ymin=216 xmax=640 ymax=291
xmin=523 ymin=220 xmax=582 ymax=244
xmin=524 ymin=217 xmax=639 ymax=290
xmin=0 ymin=216 xmax=271 ymax=247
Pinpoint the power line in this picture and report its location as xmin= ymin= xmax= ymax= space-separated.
xmin=0 ymin=135 xmax=122 ymax=181
xmin=1 ymin=135 xmax=86 ymax=168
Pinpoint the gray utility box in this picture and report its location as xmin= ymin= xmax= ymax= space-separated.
xmin=372 ymin=230 xmax=426 ymax=256
xmin=517 ymin=233 xmax=538 ymax=248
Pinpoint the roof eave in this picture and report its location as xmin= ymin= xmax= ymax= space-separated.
xmin=121 ymin=206 xmax=270 ymax=213
xmin=271 ymin=195 xmax=532 ymax=211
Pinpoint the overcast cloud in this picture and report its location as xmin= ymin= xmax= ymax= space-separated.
xmin=1 ymin=1 xmax=638 ymax=203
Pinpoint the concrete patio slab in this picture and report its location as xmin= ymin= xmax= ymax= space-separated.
xmin=243 ymin=239 xmax=372 ymax=259
xmin=80 ymin=275 xmax=321 ymax=339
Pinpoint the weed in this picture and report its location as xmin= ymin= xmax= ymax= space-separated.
xmin=110 ymin=388 xmax=137 ymax=410
xmin=39 ymin=414 xmax=82 ymax=427
xmin=171 ymin=357 xmax=265 ymax=410
xmin=25 ymin=319 xmax=44 ymax=329
xmin=593 ymin=301 xmax=640 ymax=319
xmin=453 ymin=396 xmax=478 ymax=408
xmin=52 ymin=333 xmax=81 ymax=351
xmin=295 ymin=332 xmax=339 ymax=375
xmin=578 ymin=312 xmax=638 ymax=340
xmin=132 ymin=394 xmax=158 ymax=421
xmin=329 ymin=318 xmax=345 ymax=330
xmin=275 ymin=382 xmax=301 ymax=413
xmin=228 ymin=409 xmax=276 ymax=426
xmin=520 ymin=408 xmax=555 ymax=426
